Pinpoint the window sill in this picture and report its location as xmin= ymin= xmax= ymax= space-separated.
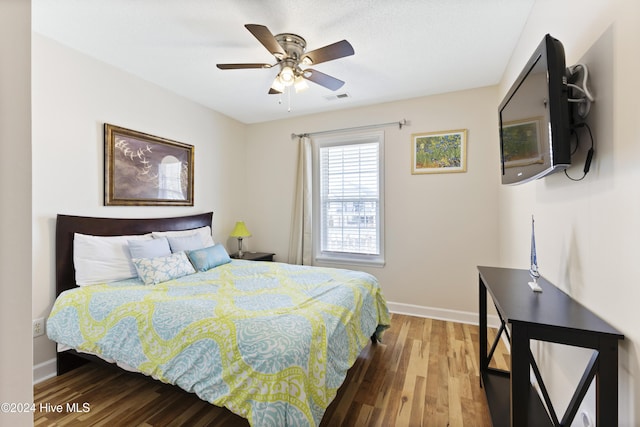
xmin=315 ymin=254 xmax=385 ymax=268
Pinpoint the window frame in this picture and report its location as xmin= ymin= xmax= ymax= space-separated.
xmin=312 ymin=130 xmax=385 ymax=267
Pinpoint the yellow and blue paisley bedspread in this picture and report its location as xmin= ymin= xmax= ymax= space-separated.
xmin=47 ymin=260 xmax=390 ymax=426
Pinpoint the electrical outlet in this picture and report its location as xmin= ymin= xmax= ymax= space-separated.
xmin=33 ymin=318 xmax=45 ymax=338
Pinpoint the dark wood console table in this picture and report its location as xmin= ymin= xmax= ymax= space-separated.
xmin=478 ymin=266 xmax=624 ymax=427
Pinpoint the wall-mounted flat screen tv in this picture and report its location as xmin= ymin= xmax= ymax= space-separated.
xmin=499 ymin=34 xmax=571 ymax=185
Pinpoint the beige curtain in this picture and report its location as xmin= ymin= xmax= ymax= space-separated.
xmin=288 ymin=136 xmax=313 ymax=265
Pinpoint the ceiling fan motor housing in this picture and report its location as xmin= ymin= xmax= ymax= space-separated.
xmin=274 ymin=33 xmax=307 ymax=62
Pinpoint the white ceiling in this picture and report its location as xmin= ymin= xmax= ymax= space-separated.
xmin=32 ymin=0 xmax=534 ymax=124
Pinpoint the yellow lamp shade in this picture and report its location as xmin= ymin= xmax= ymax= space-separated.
xmin=230 ymin=221 xmax=251 ymax=238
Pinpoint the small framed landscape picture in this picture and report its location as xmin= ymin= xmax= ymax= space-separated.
xmin=411 ymin=129 xmax=467 ymax=174
xmin=104 ymin=123 xmax=194 ymax=206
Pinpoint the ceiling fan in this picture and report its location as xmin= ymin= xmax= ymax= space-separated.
xmin=216 ymin=24 xmax=354 ymax=94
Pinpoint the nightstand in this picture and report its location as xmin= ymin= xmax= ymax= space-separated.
xmin=230 ymin=252 xmax=275 ymax=262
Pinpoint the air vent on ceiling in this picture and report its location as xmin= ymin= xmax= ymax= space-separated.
xmin=324 ymin=93 xmax=350 ymax=101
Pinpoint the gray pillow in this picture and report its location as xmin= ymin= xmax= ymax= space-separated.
xmin=167 ymin=234 xmax=206 ymax=252
xmin=128 ymin=237 xmax=171 ymax=259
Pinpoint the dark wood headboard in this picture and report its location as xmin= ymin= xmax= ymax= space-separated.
xmin=55 ymin=212 xmax=213 ymax=296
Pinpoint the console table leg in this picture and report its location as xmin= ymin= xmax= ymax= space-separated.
xmin=479 ymin=275 xmax=488 ymax=388
xmin=596 ymin=340 xmax=619 ymax=426
xmin=510 ymin=323 xmax=530 ymax=427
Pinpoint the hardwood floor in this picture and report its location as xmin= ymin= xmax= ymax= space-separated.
xmin=34 ymin=313 xmax=509 ymax=426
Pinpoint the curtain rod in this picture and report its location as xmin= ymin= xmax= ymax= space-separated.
xmin=291 ymin=119 xmax=408 ymax=139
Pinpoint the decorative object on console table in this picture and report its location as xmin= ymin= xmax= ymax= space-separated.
xmin=230 ymin=252 xmax=275 ymax=262
xmin=229 ymin=221 xmax=251 ymax=258
xmin=528 ymin=215 xmax=542 ymax=292
xmin=104 ymin=123 xmax=194 ymax=206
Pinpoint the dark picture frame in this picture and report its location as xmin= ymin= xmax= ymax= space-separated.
xmin=104 ymin=124 xmax=194 ymax=206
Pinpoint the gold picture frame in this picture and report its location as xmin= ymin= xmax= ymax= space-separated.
xmin=411 ymin=129 xmax=467 ymax=174
xmin=104 ymin=123 xmax=194 ymax=206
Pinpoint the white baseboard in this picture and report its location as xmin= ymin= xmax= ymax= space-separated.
xmin=33 ymin=303 xmax=501 ymax=384
xmin=33 ymin=358 xmax=56 ymax=385
xmin=387 ymin=301 xmax=501 ymax=329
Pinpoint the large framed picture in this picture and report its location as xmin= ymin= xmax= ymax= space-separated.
xmin=104 ymin=124 xmax=194 ymax=206
xmin=411 ymin=129 xmax=467 ymax=174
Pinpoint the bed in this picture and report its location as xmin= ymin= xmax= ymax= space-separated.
xmin=48 ymin=212 xmax=390 ymax=427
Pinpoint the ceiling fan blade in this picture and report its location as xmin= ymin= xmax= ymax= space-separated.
xmin=216 ymin=63 xmax=272 ymax=70
xmin=245 ymin=24 xmax=286 ymax=58
xmin=303 ymin=69 xmax=345 ymax=91
xmin=268 ymin=88 xmax=282 ymax=95
xmin=302 ymin=40 xmax=354 ymax=65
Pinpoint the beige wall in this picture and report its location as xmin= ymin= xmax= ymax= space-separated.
xmin=29 ymin=36 xmax=503 ymax=379
xmin=244 ymin=86 xmax=501 ymax=319
xmin=497 ymin=0 xmax=640 ymax=424
xmin=0 ymin=1 xmax=32 ymax=425
xmin=31 ymin=34 xmax=248 ymax=371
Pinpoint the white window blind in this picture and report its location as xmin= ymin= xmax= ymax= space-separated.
xmin=318 ymin=139 xmax=382 ymax=259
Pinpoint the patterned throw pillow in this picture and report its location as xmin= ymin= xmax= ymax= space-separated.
xmin=132 ymin=251 xmax=196 ymax=285
xmin=187 ymin=243 xmax=232 ymax=272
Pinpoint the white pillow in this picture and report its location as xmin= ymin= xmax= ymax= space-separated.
xmin=74 ymin=233 xmax=153 ymax=286
xmin=151 ymin=226 xmax=214 ymax=249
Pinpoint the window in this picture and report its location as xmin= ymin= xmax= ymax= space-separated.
xmin=158 ymin=155 xmax=185 ymax=200
xmin=313 ymin=131 xmax=384 ymax=266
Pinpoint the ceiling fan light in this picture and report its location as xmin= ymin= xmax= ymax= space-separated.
xmin=271 ymin=78 xmax=285 ymax=93
xmin=301 ymin=56 xmax=313 ymax=66
xmin=294 ymin=77 xmax=309 ymax=93
xmin=279 ymin=66 xmax=295 ymax=86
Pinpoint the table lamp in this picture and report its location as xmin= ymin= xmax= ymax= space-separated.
xmin=230 ymin=221 xmax=251 ymax=258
